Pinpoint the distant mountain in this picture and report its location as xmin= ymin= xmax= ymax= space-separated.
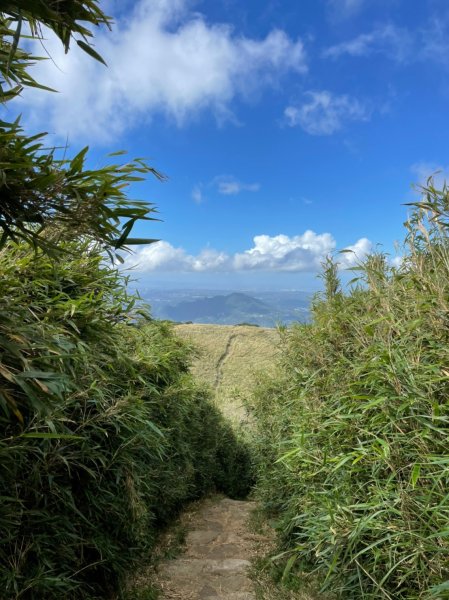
xmin=165 ymin=292 xmax=269 ymax=322
xmin=156 ymin=291 xmax=310 ymax=327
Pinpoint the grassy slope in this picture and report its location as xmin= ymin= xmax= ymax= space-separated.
xmin=174 ymin=324 xmax=279 ymax=424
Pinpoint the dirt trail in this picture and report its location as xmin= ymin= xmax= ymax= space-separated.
xmin=155 ymin=325 xmax=278 ymax=599
xmin=175 ymin=324 xmax=279 ymax=423
xmin=213 ymin=332 xmax=238 ymax=390
xmin=157 ymin=497 xmax=263 ymax=600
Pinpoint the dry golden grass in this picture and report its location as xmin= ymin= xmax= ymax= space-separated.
xmin=174 ymin=324 xmax=280 ymax=424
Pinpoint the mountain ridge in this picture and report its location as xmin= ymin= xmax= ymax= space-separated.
xmin=160 ymin=291 xmax=309 ymax=326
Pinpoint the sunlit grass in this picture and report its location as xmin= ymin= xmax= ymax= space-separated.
xmin=175 ymin=323 xmax=279 ymax=423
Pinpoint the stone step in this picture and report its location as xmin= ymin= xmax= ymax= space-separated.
xmin=160 ymin=558 xmax=253 ymax=595
xmin=157 ymin=498 xmax=263 ymax=599
xmin=185 ymin=530 xmax=253 ymax=559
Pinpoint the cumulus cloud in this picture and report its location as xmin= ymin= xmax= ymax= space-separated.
xmin=18 ymin=0 xmax=307 ymax=142
xmin=284 ymin=91 xmax=369 ymax=135
xmin=338 ymin=237 xmax=372 ymax=267
xmin=124 ymin=241 xmax=229 ymax=272
xmin=233 ymin=232 xmax=335 ymax=271
xmin=124 ymin=231 xmax=371 ymax=273
xmin=323 ymin=24 xmax=412 ymax=63
xmin=391 ymin=255 xmax=403 ymax=268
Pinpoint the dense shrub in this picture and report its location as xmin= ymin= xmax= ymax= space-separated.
xmin=0 ymin=5 xmax=253 ymax=598
xmin=251 ymin=186 xmax=449 ymax=599
xmin=0 ymin=242 xmax=252 ymax=599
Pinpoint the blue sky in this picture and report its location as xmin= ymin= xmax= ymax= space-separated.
xmin=10 ymin=0 xmax=449 ymax=290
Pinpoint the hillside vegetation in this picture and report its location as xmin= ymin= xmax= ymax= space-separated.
xmin=162 ymin=292 xmax=308 ymax=327
xmin=250 ymin=187 xmax=449 ymax=599
xmin=0 ymin=242 xmax=253 ymax=599
xmin=175 ymin=323 xmax=279 ymax=423
xmin=0 ymin=4 xmax=252 ymax=598
xmin=168 ymin=292 xmax=272 ymax=323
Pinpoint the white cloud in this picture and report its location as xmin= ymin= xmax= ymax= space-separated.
xmin=18 ymin=0 xmax=307 ymax=142
xmin=233 ymin=232 xmax=335 ymax=271
xmin=124 ymin=231 xmax=372 ymax=273
xmin=323 ymin=24 xmax=412 ymax=63
xmin=285 ymin=91 xmax=369 ymax=135
xmin=338 ymin=237 xmax=372 ymax=267
xmin=124 ymin=240 xmax=230 ymax=272
xmin=323 ymin=17 xmax=449 ymax=68
xmin=391 ymin=255 xmax=403 ymax=268
xmin=215 ymin=176 xmax=260 ymax=196
xmin=130 ymin=240 xmax=192 ymax=271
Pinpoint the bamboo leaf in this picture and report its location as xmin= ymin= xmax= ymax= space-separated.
xmin=21 ymin=433 xmax=84 ymax=440
xmin=76 ymin=40 xmax=107 ymax=66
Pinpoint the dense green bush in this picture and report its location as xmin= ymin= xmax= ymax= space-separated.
xmin=251 ymin=186 xmax=449 ymax=599
xmin=0 ymin=4 xmax=253 ymax=598
xmin=0 ymin=241 xmax=252 ymax=599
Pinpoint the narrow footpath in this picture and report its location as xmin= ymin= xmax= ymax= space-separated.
xmin=157 ymin=496 xmax=263 ymax=600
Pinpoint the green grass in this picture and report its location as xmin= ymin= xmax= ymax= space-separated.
xmin=250 ymin=183 xmax=449 ymax=599
xmin=247 ymin=505 xmax=329 ymax=600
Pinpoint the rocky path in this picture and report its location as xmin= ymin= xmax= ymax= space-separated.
xmin=157 ymin=497 xmax=261 ymax=600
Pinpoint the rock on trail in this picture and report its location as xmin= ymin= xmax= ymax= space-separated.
xmin=157 ymin=497 xmax=260 ymax=599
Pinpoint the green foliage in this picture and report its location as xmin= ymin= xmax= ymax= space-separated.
xmin=1 ymin=0 xmax=111 ymax=100
xmin=0 ymin=241 xmax=252 ymax=599
xmin=0 ymin=118 xmax=162 ymax=255
xmin=250 ymin=185 xmax=449 ymax=599
xmin=0 ymin=4 xmax=253 ymax=598
xmin=0 ymin=2 xmax=164 ymax=254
